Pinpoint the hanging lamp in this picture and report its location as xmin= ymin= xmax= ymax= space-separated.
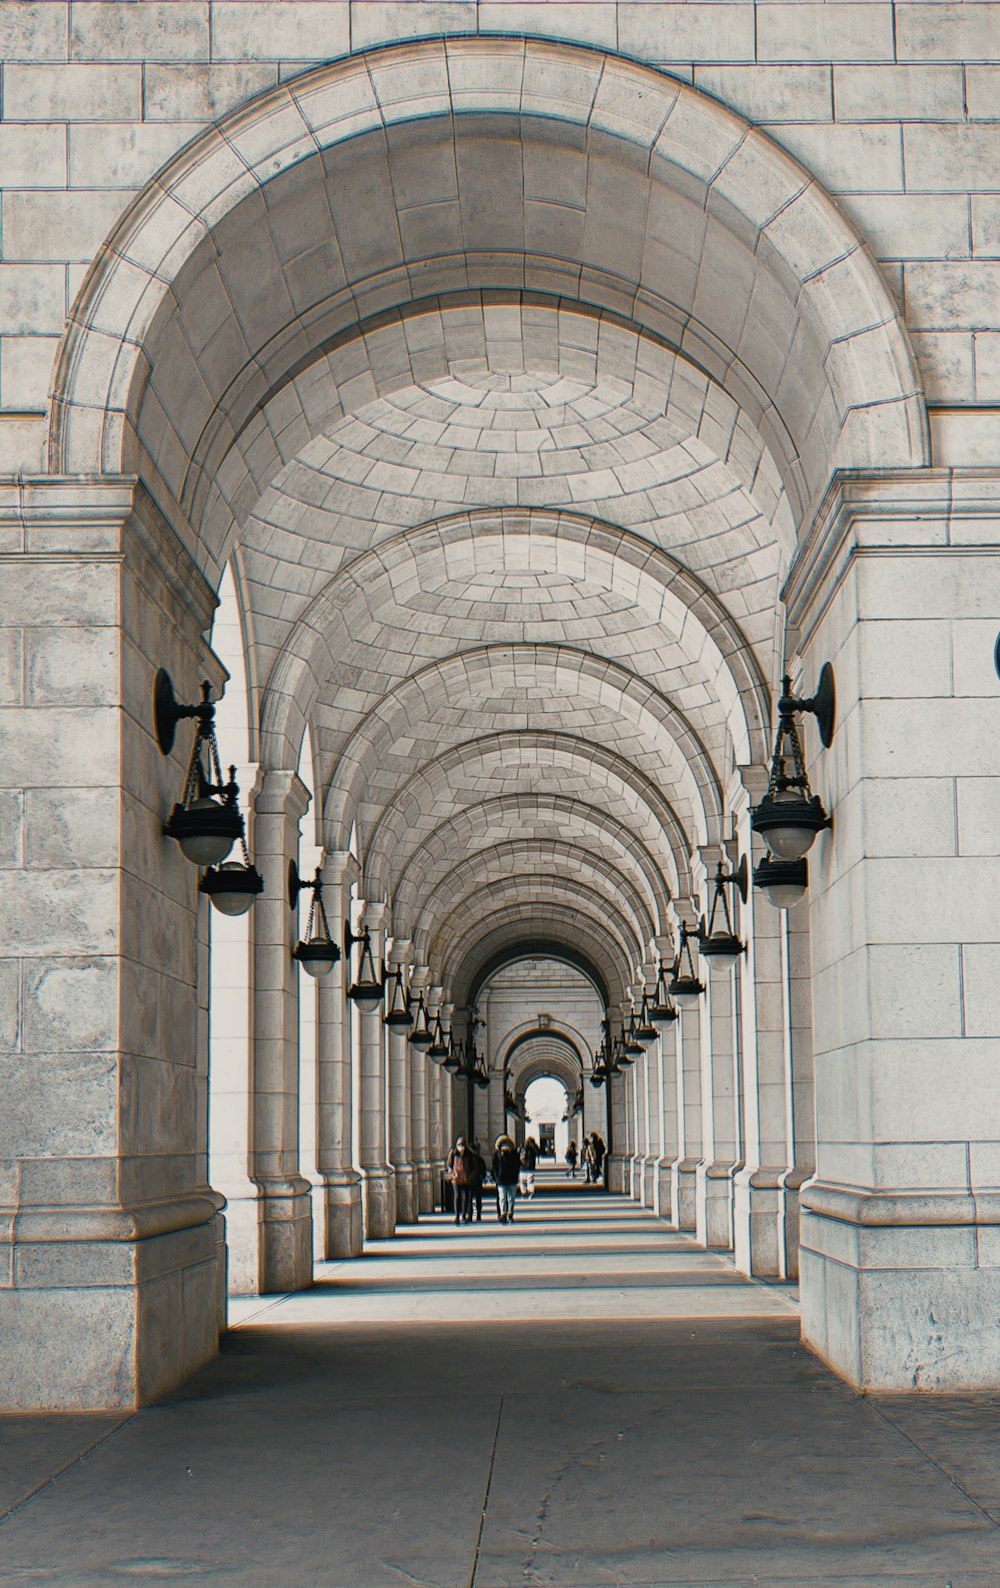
xmin=698 ymin=856 xmax=748 ymax=974
xmin=669 ymin=923 xmax=705 ymax=1005
xmin=288 ymin=861 xmax=341 ymax=975
xmin=752 ymin=666 xmax=835 ymax=863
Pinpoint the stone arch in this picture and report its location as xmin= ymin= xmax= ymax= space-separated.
xmin=260 ymin=506 xmax=772 ymax=774
xmin=364 ymin=731 xmax=693 ymax=902
xmin=449 ymin=918 xmax=629 ymax=1011
xmin=322 ymin=643 xmax=725 ymax=853
xmin=506 ymin=1033 xmax=585 ymax=1105
xmin=50 ymin=35 xmax=927 ymax=564
xmin=389 ymin=794 xmax=673 ymax=939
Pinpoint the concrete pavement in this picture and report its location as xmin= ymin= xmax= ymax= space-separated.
xmin=2 ymin=1176 xmax=1000 ymax=1585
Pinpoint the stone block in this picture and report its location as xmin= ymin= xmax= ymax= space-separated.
xmin=25 ymin=629 xmax=118 ymax=707
xmin=0 ymin=266 xmax=66 ymax=337
xmin=896 ymin=3 xmax=1000 ymax=62
xmin=143 ymin=62 xmax=278 ymax=121
xmin=4 ymin=63 xmax=142 ymax=120
xmin=0 ymin=1050 xmax=117 ymax=1157
xmin=0 ymin=958 xmax=21 ymax=1051
xmin=351 ymin=3 xmax=480 ymax=50
xmin=210 ymin=2 xmax=350 ymax=61
xmin=973 ymin=332 xmax=1000 ymax=402
xmin=834 ymin=63 xmax=964 ymax=120
xmin=967 ymin=65 xmax=1000 ymax=121
xmin=2 ymin=191 xmax=135 ymax=265
xmin=70 ymin=2 xmax=209 ymax=61
xmin=764 ymin=122 xmax=903 ymax=194
xmin=961 ymin=946 xmax=1000 ymax=1040
xmin=838 ymin=194 xmax=969 ymax=263
xmin=22 ymin=956 xmax=118 ymax=1054
xmin=18 ymin=1155 xmax=118 ymax=1206
xmin=756 ymin=4 xmax=894 ymax=63
xmin=0 ymin=337 xmax=61 ymax=409
xmin=618 ymin=3 xmax=755 ymax=62
xmin=909 ymin=330 xmax=974 ymax=402
xmin=867 ymin=945 xmax=962 ymax=1042
xmin=861 ymin=777 xmax=956 ymax=859
xmin=694 ymin=65 xmax=832 ymax=124
xmin=0 ymin=4 xmax=68 ymax=61
xmin=904 ymin=125 xmax=1000 ymax=194
xmin=929 ymin=408 xmax=1000 ymax=468
xmin=0 ymin=869 xmax=118 ymax=957
xmin=25 ymin=787 xmax=119 ymax=870
xmin=68 ymin=123 xmax=200 ymax=189
xmin=0 ymin=706 xmax=117 ymax=789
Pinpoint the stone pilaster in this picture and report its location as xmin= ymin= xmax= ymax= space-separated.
xmin=355 ymin=901 xmax=394 ymax=1240
xmin=250 ymin=769 xmax=313 ymax=1293
xmin=0 ymin=480 xmax=227 ymax=1408
xmin=786 ymin=472 xmax=1000 ymax=1388
xmin=386 ymin=939 xmax=417 ymax=1224
xmin=695 ymin=851 xmax=742 ymax=1252
xmin=314 ymin=851 xmax=362 ymax=1259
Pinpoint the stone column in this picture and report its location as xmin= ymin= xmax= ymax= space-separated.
xmin=696 ymin=852 xmax=743 ymax=1252
xmin=606 ymin=1063 xmax=627 ymax=1192
xmin=645 ymin=1023 xmax=662 ymax=1212
xmin=314 ymin=851 xmax=362 ymax=1259
xmin=386 ymin=939 xmax=418 ymax=1224
xmin=408 ymin=965 xmax=433 ymax=1214
xmin=652 ymin=937 xmax=678 ymax=1220
xmin=784 ymin=474 xmax=1000 ymax=1389
xmin=250 ymin=769 xmax=313 ymax=1293
xmin=783 ymin=899 xmax=815 ymax=1279
xmin=0 ymin=482 xmax=229 ymax=1410
xmin=671 ymin=935 xmax=704 ymax=1233
xmin=355 ymin=901 xmax=394 ymax=1240
xmin=732 ymin=770 xmax=795 ymax=1278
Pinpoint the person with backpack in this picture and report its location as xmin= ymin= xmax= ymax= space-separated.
xmin=565 ymin=1139 xmax=578 ymax=1178
xmin=492 ymin=1135 xmax=521 ymax=1224
xmin=447 ymin=1137 xmax=477 ymax=1225
xmin=520 ymin=1135 xmax=539 ymax=1199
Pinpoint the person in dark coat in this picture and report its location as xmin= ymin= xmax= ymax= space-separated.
xmin=565 ymin=1140 xmax=578 ymax=1177
xmin=447 ymin=1137 xmax=477 ymax=1224
xmin=492 ymin=1135 xmax=521 ymax=1223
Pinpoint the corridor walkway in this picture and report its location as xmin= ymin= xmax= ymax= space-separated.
xmin=3 ymin=1179 xmax=1000 ymax=1585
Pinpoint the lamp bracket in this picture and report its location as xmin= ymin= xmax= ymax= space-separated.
xmin=778 ymin=661 xmax=836 ymax=749
xmin=288 ymin=859 xmax=320 ymax=909
xmin=153 ymin=668 xmax=215 ymax=757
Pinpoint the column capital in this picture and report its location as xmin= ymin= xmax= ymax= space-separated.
xmin=737 ymin=763 xmax=770 ymax=802
xmin=254 ymin=768 xmax=311 ymax=821
xmin=387 ymin=938 xmax=412 ymax=968
xmin=360 ymin=899 xmax=388 ymax=931
xmin=321 ymin=849 xmax=359 ymax=889
xmin=409 ymin=965 xmax=430 ymax=991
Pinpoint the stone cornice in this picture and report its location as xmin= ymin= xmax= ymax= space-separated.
xmin=784 ymin=467 xmax=1000 ymax=645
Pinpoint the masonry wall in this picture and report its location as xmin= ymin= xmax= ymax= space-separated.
xmin=0 ymin=0 xmax=999 ymax=476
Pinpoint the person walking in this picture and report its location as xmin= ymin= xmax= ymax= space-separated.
xmin=565 ymin=1139 xmax=578 ymax=1178
xmin=520 ymin=1135 xmax=539 ymax=1200
xmin=447 ymin=1137 xmax=476 ymax=1225
xmin=582 ymin=1134 xmax=595 ymax=1184
xmin=492 ymin=1134 xmax=521 ymax=1223
xmin=471 ymin=1139 xmax=488 ymax=1223
xmin=591 ymin=1131 xmax=606 ymax=1183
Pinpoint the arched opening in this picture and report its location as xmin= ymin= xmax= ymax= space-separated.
xmin=522 ymin=1076 xmax=571 ymax=1165
xmin=10 ymin=30 xmax=960 ymax=1418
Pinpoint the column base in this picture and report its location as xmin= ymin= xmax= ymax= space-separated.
xmin=416 ymin=1162 xmax=435 ymax=1214
xmin=320 ymin=1171 xmax=363 ymax=1259
xmin=393 ymin=1163 xmax=419 ymax=1224
xmin=2 ymin=1200 xmax=225 ymax=1411
xmin=361 ymin=1164 xmax=396 ymax=1239
xmin=696 ymin=1159 xmax=738 ymax=1250
xmin=256 ymin=1176 xmax=313 ymax=1293
xmin=655 ymin=1157 xmax=673 ymax=1221
xmin=733 ymin=1165 xmax=795 ymax=1278
xmin=607 ymin=1153 xmax=628 ymax=1193
xmin=670 ymin=1156 xmax=699 ymax=1231
xmin=628 ymin=1153 xmax=643 ymax=1199
xmin=800 ymin=1183 xmax=1000 ymax=1390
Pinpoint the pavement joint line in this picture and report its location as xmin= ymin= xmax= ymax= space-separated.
xmin=467 ymin=1393 xmax=504 ymax=1588
xmin=0 ymin=1415 xmax=135 ymax=1531
xmin=859 ymin=1395 xmax=1000 ymax=1533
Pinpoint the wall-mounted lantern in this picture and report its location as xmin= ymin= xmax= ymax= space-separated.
xmin=668 ymin=923 xmax=705 ymax=1005
xmin=288 ymin=861 xmax=341 ymax=977
xmin=697 ymin=856 xmax=748 ymax=974
xmin=754 ymin=854 xmax=809 ymax=910
xmin=752 ymin=665 xmax=835 ymax=866
xmin=408 ymin=990 xmax=434 ymax=1051
xmin=154 ymin=669 xmax=262 ymax=914
xmin=383 ymin=967 xmax=414 ymax=1030
xmin=343 ymin=921 xmax=384 ymax=1013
